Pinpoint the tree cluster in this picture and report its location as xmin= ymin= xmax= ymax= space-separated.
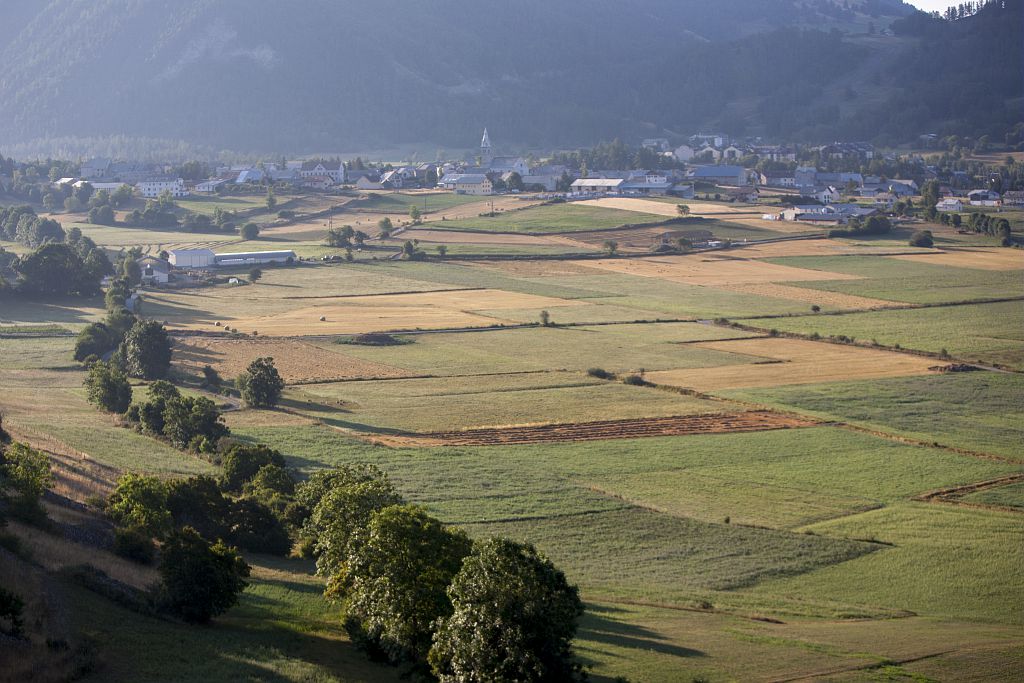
xmin=966 ymin=212 xmax=1013 ymax=245
xmin=122 ymin=381 xmax=229 ymax=453
xmin=298 ymin=465 xmax=585 ymax=680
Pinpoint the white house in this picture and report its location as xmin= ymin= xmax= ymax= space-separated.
xmin=137 ymin=178 xmax=187 ymax=198
xmin=570 ymin=178 xmax=624 ymax=196
xmin=935 ymin=198 xmax=963 ymax=212
xmin=673 ymin=144 xmax=696 ymax=162
xmin=137 ymin=256 xmax=170 ymax=285
xmin=168 ymin=249 xmax=215 ymax=268
xmin=814 ymin=186 xmax=842 ymax=204
xmin=488 ymin=156 xmax=530 ymax=176
xmin=300 ymin=160 xmax=345 ymax=183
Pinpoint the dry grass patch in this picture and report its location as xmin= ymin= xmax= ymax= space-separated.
xmin=582 ymin=254 xmax=863 ymax=286
xmin=887 ymin=247 xmax=1024 ymax=271
xmin=713 ymin=283 xmax=897 ymax=310
xmin=734 ymin=240 xmax=936 ymax=259
xmin=166 ymin=289 xmax=584 ymax=335
xmin=172 ymin=336 xmax=413 ymax=383
xmin=7 ymin=520 xmax=158 ymax=591
xmin=646 ymin=337 xmax=939 ymax=391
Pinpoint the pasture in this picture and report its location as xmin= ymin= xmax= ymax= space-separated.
xmin=745 ymin=300 xmax=1024 ymax=369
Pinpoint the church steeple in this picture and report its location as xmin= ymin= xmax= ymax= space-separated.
xmin=480 ymin=127 xmax=492 ymax=165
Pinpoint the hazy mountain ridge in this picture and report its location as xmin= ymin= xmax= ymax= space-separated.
xmin=0 ymin=0 xmax=1018 ymax=156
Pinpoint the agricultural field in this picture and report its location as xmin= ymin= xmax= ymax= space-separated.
xmin=3 ymin=191 xmax=1023 ymax=683
xmin=429 ymin=202 xmax=669 ymax=233
xmin=744 ymin=300 xmax=1024 ymax=369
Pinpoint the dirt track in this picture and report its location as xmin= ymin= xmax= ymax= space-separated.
xmin=913 ymin=473 xmax=1024 ymax=512
xmin=367 ymin=410 xmax=817 ymax=447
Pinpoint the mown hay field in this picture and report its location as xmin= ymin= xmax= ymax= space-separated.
xmin=171 ymin=336 xmax=414 ymax=383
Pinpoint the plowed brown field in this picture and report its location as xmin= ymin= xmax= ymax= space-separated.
xmin=367 ymin=410 xmax=817 ymax=447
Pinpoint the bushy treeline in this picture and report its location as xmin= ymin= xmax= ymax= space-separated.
xmin=0 ymin=215 xmax=113 ymax=297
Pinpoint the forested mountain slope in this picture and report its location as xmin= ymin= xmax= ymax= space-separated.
xmin=0 ymin=0 xmax=1017 ymax=154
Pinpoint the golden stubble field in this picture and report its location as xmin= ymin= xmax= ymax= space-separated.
xmin=646 ymin=337 xmax=941 ymax=391
xmin=165 ymin=288 xmax=585 ymax=335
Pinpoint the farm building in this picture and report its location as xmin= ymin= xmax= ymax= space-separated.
xmin=168 ymin=249 xmax=215 ymax=268
xmin=936 ymin=198 xmax=964 ymax=212
xmin=1002 ymin=191 xmax=1024 ymax=207
xmin=671 ymin=183 xmax=695 ymax=198
xmin=137 ymin=256 xmax=170 ymax=284
xmin=778 ymin=204 xmax=878 ymax=224
xmin=570 ymin=178 xmax=624 ymax=195
xmin=968 ymin=189 xmax=1001 ymax=206
xmin=452 ymin=174 xmax=493 ymax=195
xmin=214 ymin=250 xmax=297 ymax=266
xmin=688 ymin=165 xmax=748 ymax=186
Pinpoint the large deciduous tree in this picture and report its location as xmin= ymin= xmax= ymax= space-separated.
xmin=343 ymin=505 xmax=472 ymax=666
xmin=429 ymin=538 xmax=585 ymax=682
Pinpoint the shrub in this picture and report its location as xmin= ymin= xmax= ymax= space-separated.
xmin=120 ymin=320 xmax=171 ymax=379
xmin=237 ymin=357 xmax=284 ymax=408
xmin=622 ymin=374 xmax=649 ymax=386
xmin=161 ymin=395 xmax=228 ymax=451
xmin=908 ymin=229 xmax=934 ymax=247
xmin=113 ymin=527 xmax=156 ymax=564
xmin=158 ymin=527 xmax=250 ymax=624
xmin=84 ymin=361 xmax=132 ymax=413
xmin=586 ymin=368 xmax=615 ymax=380
xmin=0 ymin=587 xmax=25 ymax=638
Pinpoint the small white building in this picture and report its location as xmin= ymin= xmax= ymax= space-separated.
xmin=570 ymin=178 xmax=624 ymax=196
xmin=935 ymin=198 xmax=963 ymax=212
xmin=168 ymin=249 xmax=216 ymax=268
xmin=138 ymin=178 xmax=187 ymax=198
xmin=137 ymin=256 xmax=170 ymax=285
xmin=968 ymin=190 xmax=1001 ymax=207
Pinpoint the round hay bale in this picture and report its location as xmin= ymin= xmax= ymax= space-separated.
xmin=319 ymin=315 xmax=326 ymax=321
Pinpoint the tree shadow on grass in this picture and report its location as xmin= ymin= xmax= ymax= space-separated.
xmin=576 ymin=604 xmax=705 ymax=662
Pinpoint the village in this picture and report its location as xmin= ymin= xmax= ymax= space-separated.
xmin=23 ymin=128 xmax=1014 ymax=287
